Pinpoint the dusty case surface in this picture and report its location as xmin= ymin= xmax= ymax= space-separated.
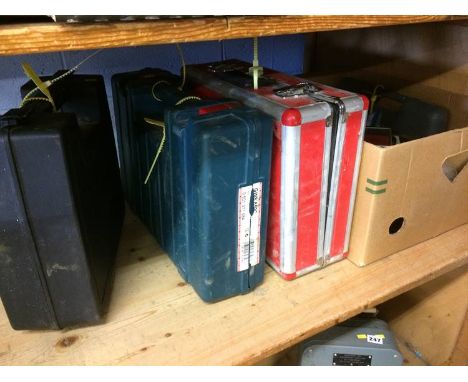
xmin=111 ymin=68 xmax=192 ymax=248
xmin=0 ymin=74 xmax=124 ymax=330
xmin=163 ymin=101 xmax=273 ymax=301
xmin=187 ymin=59 xmax=368 ymax=279
xmin=112 ymin=70 xmax=274 ymax=301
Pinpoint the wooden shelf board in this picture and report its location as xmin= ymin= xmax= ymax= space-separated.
xmin=0 ymin=212 xmax=467 ymax=365
xmin=0 ymin=16 xmax=462 ymax=56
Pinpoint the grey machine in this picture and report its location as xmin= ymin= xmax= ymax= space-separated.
xmin=300 ymin=318 xmax=403 ymax=366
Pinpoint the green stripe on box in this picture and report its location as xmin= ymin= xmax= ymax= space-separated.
xmin=366 ymin=178 xmax=388 ymax=186
xmin=365 ymin=187 xmax=386 ymax=195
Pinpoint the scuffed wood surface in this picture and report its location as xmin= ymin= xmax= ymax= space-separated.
xmin=0 ymin=211 xmax=466 ymax=365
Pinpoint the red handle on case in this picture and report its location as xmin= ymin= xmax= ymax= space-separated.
xmin=198 ymin=102 xmax=240 ymax=116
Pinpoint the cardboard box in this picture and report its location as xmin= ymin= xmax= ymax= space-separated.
xmin=348 ymin=127 xmax=468 ymax=266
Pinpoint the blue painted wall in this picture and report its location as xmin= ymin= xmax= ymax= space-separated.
xmin=0 ymin=35 xmax=305 ymax=122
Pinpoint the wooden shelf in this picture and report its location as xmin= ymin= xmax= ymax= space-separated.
xmin=0 ymin=16 xmax=462 ymax=56
xmin=0 ymin=211 xmax=466 ymax=365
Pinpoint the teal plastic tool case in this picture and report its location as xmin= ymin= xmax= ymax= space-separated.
xmin=111 ymin=69 xmax=273 ymax=301
xmin=0 ymin=73 xmax=124 ymax=330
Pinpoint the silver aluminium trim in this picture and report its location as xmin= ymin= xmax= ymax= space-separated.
xmin=327 ymin=253 xmax=345 ymax=265
xmin=308 ymin=94 xmax=347 ymax=265
xmin=341 ymin=95 xmax=365 ymax=113
xmin=323 ymin=104 xmax=346 ymax=263
xmin=295 ymin=262 xmax=322 ymax=277
xmin=295 ymin=252 xmax=346 ymax=277
xmin=343 ymin=108 xmax=367 ymax=253
xmin=317 ymin=116 xmax=332 ymax=267
xmin=186 ymin=66 xmax=331 ymax=123
xmin=280 ymin=124 xmax=301 ymax=275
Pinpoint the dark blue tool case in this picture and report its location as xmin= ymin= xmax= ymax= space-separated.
xmin=164 ymin=101 xmax=273 ymax=301
xmin=112 ymin=69 xmax=274 ymax=302
xmin=0 ymin=73 xmax=124 ymax=330
xmin=111 ymin=68 xmax=190 ymax=248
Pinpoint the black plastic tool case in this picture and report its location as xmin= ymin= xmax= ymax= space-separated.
xmin=0 ymin=73 xmax=124 ymax=330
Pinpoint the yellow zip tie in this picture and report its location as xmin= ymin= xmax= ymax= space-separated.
xmin=253 ymin=37 xmax=259 ymax=67
xmin=21 ymin=97 xmax=55 ymax=106
xmin=20 ymin=49 xmax=103 ymax=109
xmin=249 ymin=37 xmax=263 ymax=90
xmin=151 ymin=80 xmax=171 ymax=101
xmin=144 ymin=117 xmax=166 ymax=185
xmin=151 ymin=44 xmax=186 ymax=102
xmin=21 ymin=63 xmax=56 ymax=111
xmin=175 ymin=96 xmax=201 ymax=106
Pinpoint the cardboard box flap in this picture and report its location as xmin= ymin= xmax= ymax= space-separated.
xmin=442 ymin=149 xmax=468 ymax=183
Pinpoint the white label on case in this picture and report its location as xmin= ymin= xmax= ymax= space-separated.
xmin=237 ymin=182 xmax=263 ymax=272
xmin=367 ymin=335 xmax=384 ymax=345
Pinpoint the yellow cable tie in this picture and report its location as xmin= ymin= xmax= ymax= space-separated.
xmin=249 ymin=37 xmax=263 ymax=90
xmin=152 ymin=43 xmax=187 ymax=101
xmin=253 ymin=37 xmax=259 ymax=90
xmin=21 ymin=63 xmax=56 ymax=111
xmin=253 ymin=37 xmax=259 ymax=66
xmin=151 ymin=80 xmax=171 ymax=102
xmin=143 ymin=117 xmax=166 ymax=185
xmin=19 ymin=49 xmax=102 ymax=110
xmin=21 ymin=97 xmax=54 ymax=107
xmin=175 ymin=96 xmax=201 ymax=106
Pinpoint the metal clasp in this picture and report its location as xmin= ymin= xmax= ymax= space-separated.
xmin=274 ymin=82 xmax=321 ymax=98
xmin=317 ymin=255 xmax=330 ymax=268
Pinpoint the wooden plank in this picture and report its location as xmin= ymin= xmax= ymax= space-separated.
xmin=0 ymin=212 xmax=467 ymax=365
xmin=0 ymin=16 xmax=461 ymax=56
xmin=379 ymin=267 xmax=468 ymax=365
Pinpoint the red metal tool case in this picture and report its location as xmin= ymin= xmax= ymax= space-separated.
xmin=187 ymin=60 xmax=368 ymax=279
